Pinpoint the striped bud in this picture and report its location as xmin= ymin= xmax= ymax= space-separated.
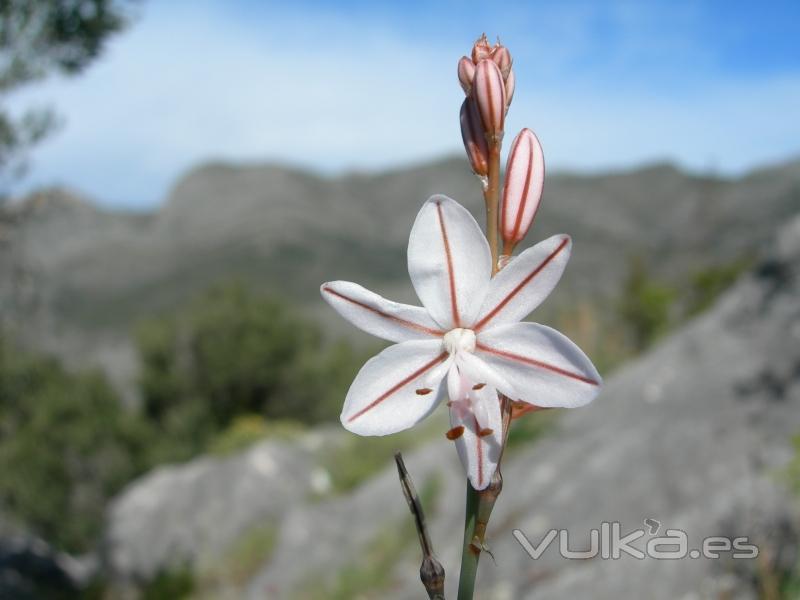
xmin=505 ymin=68 xmax=516 ymax=110
xmin=471 ymin=33 xmax=492 ymax=63
xmin=460 ymin=98 xmax=489 ymax=176
xmin=457 ymin=56 xmax=475 ymax=95
xmin=501 ymin=128 xmax=545 ymax=246
xmin=473 ymin=59 xmax=506 ymax=139
xmin=491 ymin=46 xmax=512 ymax=80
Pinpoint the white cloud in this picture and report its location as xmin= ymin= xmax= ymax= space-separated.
xmin=7 ymin=2 xmax=800 ymax=208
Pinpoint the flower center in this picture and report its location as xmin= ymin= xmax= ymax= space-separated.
xmin=442 ymin=328 xmax=476 ymax=355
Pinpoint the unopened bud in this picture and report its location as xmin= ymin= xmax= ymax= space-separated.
xmin=471 ymin=33 xmax=492 ymax=63
xmin=457 ymin=56 xmax=475 ymax=95
xmin=491 ymin=45 xmax=512 ymax=80
xmin=420 ymin=555 xmax=446 ymax=599
xmin=504 ymin=68 xmax=516 ymax=110
xmin=460 ymin=98 xmax=489 ymax=176
xmin=473 ymin=59 xmax=506 ymax=140
xmin=501 ymin=128 xmax=545 ymax=246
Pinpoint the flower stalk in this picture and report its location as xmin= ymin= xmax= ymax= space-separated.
xmin=484 ymin=138 xmax=503 ymax=275
xmin=321 ymin=31 xmax=602 ymax=600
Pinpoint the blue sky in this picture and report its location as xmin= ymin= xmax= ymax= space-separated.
xmin=7 ymin=0 xmax=800 ymax=208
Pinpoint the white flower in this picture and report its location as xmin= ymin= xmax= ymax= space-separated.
xmin=320 ymin=195 xmax=601 ymax=489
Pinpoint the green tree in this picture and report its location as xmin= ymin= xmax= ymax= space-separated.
xmin=0 ymin=334 xmax=149 ymax=552
xmin=136 ymin=283 xmax=363 ymax=460
xmin=0 ymin=0 xmax=134 ymax=185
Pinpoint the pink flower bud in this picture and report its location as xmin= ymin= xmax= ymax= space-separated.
xmin=472 ymin=33 xmax=492 ymax=65
xmin=471 ymin=34 xmax=493 ymax=63
xmin=460 ymin=98 xmax=489 ymax=176
xmin=457 ymin=56 xmax=475 ymax=95
xmin=505 ymin=68 xmax=515 ymax=110
xmin=491 ymin=46 xmax=512 ymax=80
xmin=473 ymin=59 xmax=506 ymax=139
xmin=501 ymin=128 xmax=545 ymax=246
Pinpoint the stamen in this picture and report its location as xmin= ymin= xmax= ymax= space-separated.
xmin=472 ymin=383 xmax=486 ymax=390
xmin=415 ymin=388 xmax=432 ymax=395
xmin=478 ymin=427 xmax=494 ymax=437
xmin=446 ymin=426 xmax=465 ymax=440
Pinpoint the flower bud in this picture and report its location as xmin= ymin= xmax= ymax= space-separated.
xmin=457 ymin=56 xmax=475 ymax=95
xmin=504 ymin=68 xmax=515 ymax=111
xmin=460 ymin=98 xmax=489 ymax=176
xmin=471 ymin=33 xmax=492 ymax=63
xmin=473 ymin=59 xmax=506 ymax=139
xmin=491 ymin=45 xmax=512 ymax=80
xmin=501 ymin=128 xmax=545 ymax=246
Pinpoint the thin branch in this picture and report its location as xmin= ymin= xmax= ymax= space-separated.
xmin=394 ymin=452 xmax=445 ymax=599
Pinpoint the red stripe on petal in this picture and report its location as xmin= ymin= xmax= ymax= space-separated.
xmin=346 ymin=353 xmax=449 ymax=423
xmin=473 ymin=236 xmax=569 ymax=331
xmin=322 ymin=286 xmax=443 ymax=337
xmin=510 ymin=134 xmax=535 ymax=242
xmin=435 ymin=200 xmax=461 ymax=327
xmin=476 ymin=342 xmax=599 ymax=386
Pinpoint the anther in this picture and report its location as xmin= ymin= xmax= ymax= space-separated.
xmin=446 ymin=426 xmax=465 ymax=440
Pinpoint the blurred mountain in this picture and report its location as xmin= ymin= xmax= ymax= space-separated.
xmin=104 ymin=212 xmax=800 ymax=599
xmin=1 ymin=156 xmax=799 ymax=395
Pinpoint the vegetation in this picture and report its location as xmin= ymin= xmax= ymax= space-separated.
xmin=614 ymin=254 xmax=753 ymax=356
xmin=0 ymin=334 xmax=149 ymax=553
xmin=208 ymin=414 xmax=303 ymax=457
xmin=136 ymin=282 xmax=367 ymax=463
xmin=139 ymin=568 xmax=195 ymax=600
xmin=0 ymin=282 xmax=365 ymax=560
xmin=617 ymin=255 xmax=677 ymax=352
xmin=685 ymin=256 xmax=753 ymax=316
xmin=0 ymin=0 xmax=134 ymax=185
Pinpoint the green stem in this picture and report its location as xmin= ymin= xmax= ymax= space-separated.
xmin=457 ymin=482 xmax=481 ymax=600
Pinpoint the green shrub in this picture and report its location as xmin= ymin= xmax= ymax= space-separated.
xmin=617 ymin=256 xmax=676 ymax=351
xmin=136 ymin=282 xmax=367 ymax=461
xmin=686 ymin=257 xmax=753 ymax=316
xmin=208 ymin=415 xmax=302 ymax=456
xmin=0 ymin=336 xmax=149 ymax=553
xmin=140 ymin=567 xmax=195 ymax=600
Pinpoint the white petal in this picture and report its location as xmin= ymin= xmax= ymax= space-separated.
xmin=456 ymin=352 xmax=516 ymax=399
xmin=321 ymin=281 xmax=443 ymax=343
xmin=422 ymin=355 xmax=454 ymax=389
xmin=447 ymin=363 xmax=462 ymax=404
xmin=408 ymin=195 xmax=492 ymax=329
xmin=473 ymin=234 xmax=571 ymax=331
xmin=450 ymin=384 xmax=503 ymax=490
xmin=341 ymin=340 xmax=448 ymax=435
xmin=476 ymin=322 xmax=601 ymax=408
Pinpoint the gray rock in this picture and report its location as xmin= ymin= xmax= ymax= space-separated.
xmin=105 ymin=428 xmax=340 ymax=581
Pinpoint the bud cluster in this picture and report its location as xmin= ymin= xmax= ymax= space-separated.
xmin=457 ymin=34 xmax=545 ymax=252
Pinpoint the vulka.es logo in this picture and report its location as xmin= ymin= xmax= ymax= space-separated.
xmin=513 ymin=520 xmax=759 ymax=560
